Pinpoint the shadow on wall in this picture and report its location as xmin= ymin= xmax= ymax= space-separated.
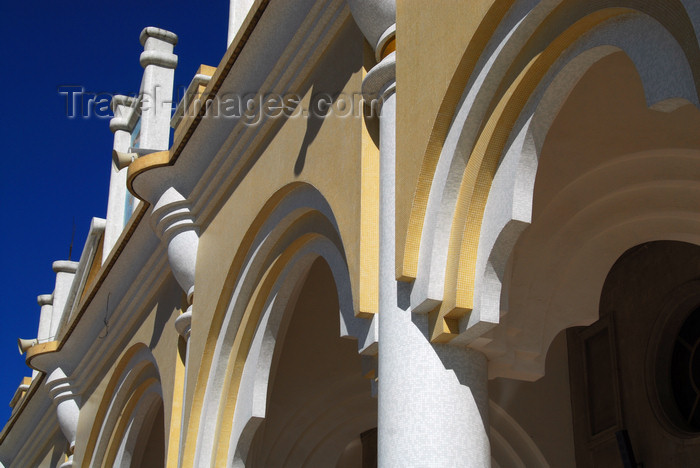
xmin=294 ymin=21 xmax=366 ymax=175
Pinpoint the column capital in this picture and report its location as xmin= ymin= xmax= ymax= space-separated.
xmin=139 ymin=27 xmax=178 ymax=69
xmin=362 ymin=53 xmax=396 ymax=105
xmin=175 ymin=309 xmax=193 ymax=341
xmin=348 ymin=0 xmax=396 ymax=112
xmin=346 ymin=0 xmax=395 ymax=60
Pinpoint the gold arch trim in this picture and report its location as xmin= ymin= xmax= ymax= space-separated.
xmin=397 ymin=0 xmax=515 ymax=281
xmin=179 ymin=184 xmax=299 ymax=466
xmin=430 ymin=8 xmax=634 ymax=342
xmin=82 ymin=343 xmax=154 ymax=467
xmin=180 ymin=184 xmax=346 ymax=465
xmin=103 ymin=377 xmax=161 ymax=468
xmin=212 ymin=233 xmax=321 ymax=466
xmin=399 ymin=0 xmax=700 ymax=284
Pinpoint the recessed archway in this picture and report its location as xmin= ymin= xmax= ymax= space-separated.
xmin=243 ymin=258 xmax=377 ymax=466
xmin=187 ymin=184 xmax=376 ymax=467
xmin=83 ymin=344 xmax=166 ymax=468
xmin=117 ymin=398 xmax=165 ymax=468
xmin=470 ymin=45 xmax=700 ymax=380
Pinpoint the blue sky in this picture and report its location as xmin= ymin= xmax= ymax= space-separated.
xmin=0 ymin=0 xmax=229 ymax=425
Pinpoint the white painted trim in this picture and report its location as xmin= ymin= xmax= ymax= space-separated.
xmin=192 ymin=185 xmax=371 ymax=467
xmin=410 ymin=10 xmax=700 ymax=380
xmin=55 ymin=218 xmax=106 ymax=339
xmin=87 ymin=347 xmax=161 ymax=468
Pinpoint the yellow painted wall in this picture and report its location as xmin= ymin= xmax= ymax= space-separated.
xmin=75 ymin=274 xmax=185 ymax=467
xmin=395 ymin=0 xmax=510 ymax=280
xmin=187 ymin=18 xmax=369 ymax=427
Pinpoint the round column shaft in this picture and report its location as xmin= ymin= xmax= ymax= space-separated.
xmin=346 ymin=0 xmax=493 ymax=459
xmin=375 ymin=86 xmax=491 ymax=467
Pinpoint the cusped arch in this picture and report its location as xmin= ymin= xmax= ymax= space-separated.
xmin=484 ymin=150 xmax=700 ymax=379
xmin=469 ymin=38 xmax=697 ymax=345
xmin=401 ymin=2 xmax=698 ymax=298
xmin=474 ymin=39 xmax=700 ymax=377
xmin=402 ymin=0 xmax=700 ymax=284
xmin=476 ymin=71 xmax=700 ymax=379
xmin=410 ymin=5 xmax=700 ymax=353
xmin=182 ymin=183 xmax=374 ymax=468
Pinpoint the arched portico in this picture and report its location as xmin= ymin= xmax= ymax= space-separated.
xmin=183 ymin=184 xmax=375 ymax=467
xmin=383 ymin=2 xmax=700 ymax=464
xmin=239 ymin=257 xmax=376 ymax=467
xmin=405 ymin=4 xmax=700 ymax=382
xmin=480 ymin=50 xmax=700 ymax=380
xmin=83 ymin=344 xmax=166 ymax=468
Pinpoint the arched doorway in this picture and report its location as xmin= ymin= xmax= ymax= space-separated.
xmin=568 ymin=241 xmax=700 ymax=467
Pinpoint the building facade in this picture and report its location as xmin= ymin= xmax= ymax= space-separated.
xmin=2 ymin=1 xmax=700 ymax=466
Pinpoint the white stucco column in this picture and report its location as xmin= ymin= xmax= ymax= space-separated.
xmin=104 ymin=95 xmax=136 ymax=263
xmin=228 ymin=0 xmax=256 ymax=47
xmin=50 ymin=261 xmax=78 ymax=340
xmin=36 ymin=294 xmax=53 ymax=344
xmin=34 ymin=294 xmax=54 ymax=379
xmin=139 ymin=27 xmax=178 ymax=151
xmin=351 ymin=1 xmax=491 ymax=465
xmin=45 ymin=367 xmax=80 ymax=468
